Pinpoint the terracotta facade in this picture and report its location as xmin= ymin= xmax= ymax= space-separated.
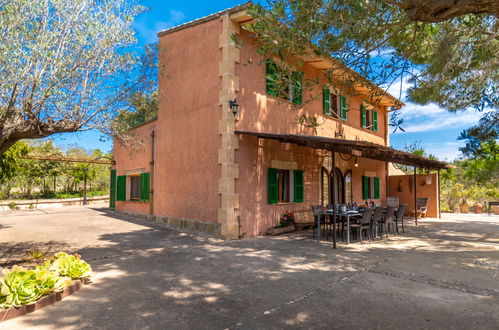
xmin=113 ymin=6 xmax=418 ymax=239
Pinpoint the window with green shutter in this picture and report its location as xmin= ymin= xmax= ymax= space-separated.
xmin=294 ymin=170 xmax=304 ymax=203
xmin=109 ymin=169 xmax=116 ymax=209
xmin=291 ymin=71 xmax=303 ymax=105
xmin=116 ymin=175 xmax=126 ymax=201
xmin=323 ymin=88 xmax=331 ymax=115
xmin=372 ymin=110 xmax=378 ymax=132
xmin=361 ymin=105 xmax=367 ymax=128
xmin=268 ymin=168 xmax=279 ymax=204
xmin=362 ymin=176 xmax=369 ymax=200
xmin=140 ymin=172 xmax=150 ymax=202
xmin=374 ymin=176 xmax=380 ymax=199
xmin=340 ymin=95 xmax=347 ymax=121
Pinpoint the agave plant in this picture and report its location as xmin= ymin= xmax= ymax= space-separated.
xmin=49 ymin=252 xmax=92 ymax=279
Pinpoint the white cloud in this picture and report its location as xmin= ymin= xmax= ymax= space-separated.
xmin=394 ymin=103 xmax=481 ymax=134
xmin=135 ymin=10 xmax=186 ymax=43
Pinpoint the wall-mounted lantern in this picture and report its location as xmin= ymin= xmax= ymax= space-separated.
xmin=229 ymin=98 xmax=239 ymax=116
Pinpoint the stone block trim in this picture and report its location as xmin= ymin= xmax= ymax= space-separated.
xmin=217 ymin=13 xmax=241 ymax=240
xmin=114 ymin=210 xmax=221 ymax=237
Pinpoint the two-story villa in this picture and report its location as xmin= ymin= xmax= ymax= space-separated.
xmin=112 ymin=3 xmax=447 ymax=239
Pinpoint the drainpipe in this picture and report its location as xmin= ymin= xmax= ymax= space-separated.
xmin=149 ymin=130 xmax=155 ymax=215
xmin=414 ymin=166 xmax=417 ymax=225
xmin=331 ymin=151 xmax=337 ymax=249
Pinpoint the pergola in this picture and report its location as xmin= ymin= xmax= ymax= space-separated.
xmin=236 ymin=130 xmax=450 ymax=246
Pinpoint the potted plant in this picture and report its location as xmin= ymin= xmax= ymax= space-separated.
xmin=268 ymin=211 xmax=295 ymax=236
xmin=473 ymin=202 xmax=484 ymax=214
xmin=459 ymin=197 xmax=469 ymax=213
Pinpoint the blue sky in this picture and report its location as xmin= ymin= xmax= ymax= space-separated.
xmin=51 ymin=0 xmax=482 ymax=161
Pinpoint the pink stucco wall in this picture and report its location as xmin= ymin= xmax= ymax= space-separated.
xmin=114 ymin=18 xmax=222 ymax=223
xmin=113 ymin=120 xmax=156 ymax=214
xmin=153 ymin=18 xmax=222 ymax=223
xmin=388 ymin=174 xmax=439 ymax=218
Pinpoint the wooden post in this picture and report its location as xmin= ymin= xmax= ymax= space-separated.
xmin=437 ymin=170 xmax=441 ymax=219
xmin=414 ymin=166 xmax=417 ymax=225
xmin=331 ymin=151 xmax=336 ymax=249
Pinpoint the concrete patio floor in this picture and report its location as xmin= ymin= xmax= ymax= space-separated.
xmin=0 ymin=205 xmax=498 ymax=329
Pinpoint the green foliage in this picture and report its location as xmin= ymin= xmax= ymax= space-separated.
xmin=49 ymin=253 xmax=92 ymax=280
xmin=0 ymin=141 xmax=28 ymax=183
xmin=0 ymin=0 xmax=146 ymax=155
xmin=246 ymin=1 xmax=497 ymax=114
xmin=0 ymin=140 xmax=111 ymax=201
xmin=458 ymin=111 xmax=498 ymax=160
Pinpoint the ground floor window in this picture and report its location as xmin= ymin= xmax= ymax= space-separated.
xmin=115 ymin=172 xmax=150 ymax=202
xmin=268 ymin=168 xmax=304 ymax=204
xmin=130 ymin=176 xmax=140 ymax=200
xmin=362 ymin=175 xmax=380 ymax=200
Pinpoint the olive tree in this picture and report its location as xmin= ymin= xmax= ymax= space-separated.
xmin=0 ymin=0 xmax=145 ymax=155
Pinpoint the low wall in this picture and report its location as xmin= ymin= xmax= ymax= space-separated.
xmin=388 ymin=174 xmax=439 ymax=218
xmin=0 ymin=196 xmax=109 ymax=211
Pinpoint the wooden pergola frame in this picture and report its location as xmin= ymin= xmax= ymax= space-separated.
xmin=236 ymin=130 xmax=449 ymax=237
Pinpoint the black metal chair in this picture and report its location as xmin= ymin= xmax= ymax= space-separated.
xmin=350 ymin=208 xmax=374 ymax=244
xmin=311 ymin=205 xmax=324 ymax=239
xmin=380 ymin=206 xmax=396 ymax=238
xmin=394 ymin=204 xmax=407 ymax=234
xmin=371 ymin=206 xmax=385 ymax=240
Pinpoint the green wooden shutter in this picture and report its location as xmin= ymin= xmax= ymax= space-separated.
xmin=340 ymin=95 xmax=347 ymax=121
xmin=362 ymin=176 xmax=369 ymax=200
xmin=140 ymin=172 xmax=150 ymax=202
xmin=294 ymin=170 xmax=304 ymax=203
xmin=268 ymin=168 xmax=279 ymax=204
xmin=361 ymin=105 xmax=367 ymax=128
xmin=323 ymin=88 xmax=331 ymax=115
xmin=374 ymin=176 xmax=380 ymax=199
xmin=116 ymin=175 xmax=126 ymax=201
xmin=266 ymin=60 xmax=276 ymax=96
xmin=372 ymin=110 xmax=378 ymax=132
xmin=110 ymin=169 xmax=116 ymax=209
xmin=291 ymin=71 xmax=303 ymax=105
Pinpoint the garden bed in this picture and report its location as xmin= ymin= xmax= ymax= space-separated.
xmin=0 ymin=252 xmax=93 ymax=322
xmin=0 ymin=278 xmax=89 ymax=322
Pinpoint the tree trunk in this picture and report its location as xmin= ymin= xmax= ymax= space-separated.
xmin=393 ymin=0 xmax=499 ymax=22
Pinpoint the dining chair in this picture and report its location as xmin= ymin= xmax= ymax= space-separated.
xmin=311 ymin=205 xmax=324 ymax=239
xmin=350 ymin=208 xmax=373 ymax=244
xmin=371 ymin=206 xmax=385 ymax=240
xmin=381 ymin=206 xmax=396 ymax=238
xmin=394 ymin=204 xmax=407 ymax=234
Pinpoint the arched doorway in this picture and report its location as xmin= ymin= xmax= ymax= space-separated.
xmin=331 ymin=167 xmax=344 ymax=206
xmin=344 ymin=170 xmax=353 ymax=203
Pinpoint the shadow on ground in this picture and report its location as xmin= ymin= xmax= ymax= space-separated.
xmin=0 ymin=208 xmax=498 ymax=329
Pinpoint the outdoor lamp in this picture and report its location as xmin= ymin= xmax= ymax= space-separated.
xmin=354 ymin=157 xmax=359 ymax=167
xmin=229 ymin=98 xmax=239 ymax=116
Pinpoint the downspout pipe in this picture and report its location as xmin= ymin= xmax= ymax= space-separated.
xmin=149 ymin=130 xmax=155 ymax=216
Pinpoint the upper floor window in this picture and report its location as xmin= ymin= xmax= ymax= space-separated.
xmin=266 ymin=60 xmax=303 ymax=105
xmin=323 ymin=87 xmax=347 ymax=121
xmin=361 ymin=104 xmax=378 ymax=132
